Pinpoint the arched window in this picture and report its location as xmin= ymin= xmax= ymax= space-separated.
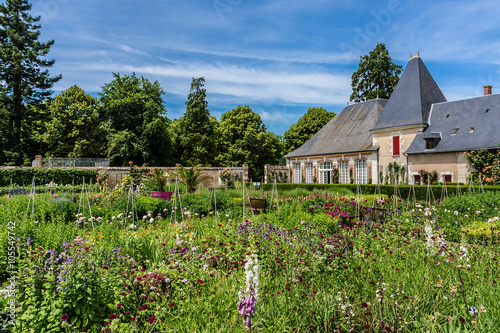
xmin=305 ymin=163 xmax=314 ymax=183
xmin=293 ymin=163 xmax=301 ymax=183
xmin=356 ymin=159 xmax=367 ymax=184
xmin=339 ymin=161 xmax=350 ymax=184
xmin=319 ymin=162 xmax=332 ymax=184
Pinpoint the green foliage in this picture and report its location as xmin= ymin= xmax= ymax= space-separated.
xmin=169 ymin=165 xmax=211 ymax=193
xmin=148 ymin=168 xmax=168 ymax=192
xmin=100 ymin=73 xmax=173 ymax=166
xmin=350 ymin=43 xmax=402 ymax=103
xmin=171 ymin=77 xmax=218 ymax=166
xmin=38 ymin=85 xmax=108 ymax=158
xmin=283 ymin=107 xmax=336 ymax=154
xmin=465 ymin=149 xmax=500 ymax=185
xmin=0 ymin=0 xmax=61 ymax=166
xmin=418 ymin=169 xmax=438 ymax=184
xmin=217 ymin=105 xmax=282 ymax=179
xmin=0 ymin=168 xmax=98 ymax=187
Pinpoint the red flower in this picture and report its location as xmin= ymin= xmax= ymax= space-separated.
xmin=117 ymin=304 xmax=122 ymax=309
xmin=109 ymin=314 xmax=118 ymax=320
xmin=148 ymin=316 xmax=155 ymax=324
xmin=61 ymin=314 xmax=69 ymax=321
xmin=361 ymin=302 xmax=368 ymax=307
xmin=459 ymin=317 xmax=465 ymax=323
xmin=168 ymin=302 xmax=175 ymax=307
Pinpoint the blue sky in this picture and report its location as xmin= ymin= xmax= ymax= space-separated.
xmin=29 ymin=0 xmax=500 ymax=135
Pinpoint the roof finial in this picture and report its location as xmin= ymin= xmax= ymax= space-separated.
xmin=409 ymin=53 xmax=412 ymax=60
xmin=417 ymin=51 xmax=420 ymax=57
xmin=376 ymin=93 xmax=379 ymax=99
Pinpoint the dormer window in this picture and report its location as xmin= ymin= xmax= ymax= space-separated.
xmin=451 ymin=128 xmax=460 ymax=135
xmin=424 ymin=132 xmax=441 ymax=150
xmin=425 ymin=138 xmax=439 ymax=149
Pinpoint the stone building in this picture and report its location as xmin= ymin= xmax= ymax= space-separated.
xmin=283 ymin=54 xmax=500 ymax=184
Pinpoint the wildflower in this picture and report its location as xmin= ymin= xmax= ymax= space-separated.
xmin=148 ymin=316 xmax=155 ymax=324
xmin=61 ymin=314 xmax=69 ymax=321
xmin=361 ymin=302 xmax=368 ymax=307
xmin=117 ymin=304 xmax=122 ymax=309
xmin=109 ymin=314 xmax=118 ymax=320
xmin=469 ymin=306 xmax=478 ymax=318
xmin=168 ymin=302 xmax=175 ymax=307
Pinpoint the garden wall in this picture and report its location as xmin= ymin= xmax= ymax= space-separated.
xmin=0 ymin=165 xmax=249 ymax=189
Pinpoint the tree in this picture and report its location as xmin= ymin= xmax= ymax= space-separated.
xmin=171 ymin=77 xmax=218 ymax=166
xmin=217 ymin=105 xmax=281 ymax=179
xmin=38 ymin=85 xmax=108 ymax=158
xmin=350 ymin=43 xmax=402 ymax=103
xmin=169 ymin=165 xmax=211 ymax=193
xmin=283 ymin=107 xmax=335 ymax=154
xmin=0 ymin=0 xmax=61 ymax=165
xmin=100 ymin=73 xmax=173 ymax=166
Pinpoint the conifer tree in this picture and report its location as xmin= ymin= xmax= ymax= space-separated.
xmin=0 ymin=0 xmax=61 ymax=165
xmin=350 ymin=43 xmax=402 ymax=103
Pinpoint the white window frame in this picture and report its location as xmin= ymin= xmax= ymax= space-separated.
xmin=319 ymin=162 xmax=332 ymax=184
xmin=355 ymin=159 xmax=367 ymax=184
xmin=339 ymin=161 xmax=350 ymax=184
xmin=305 ymin=163 xmax=314 ymax=183
xmin=293 ymin=163 xmax=301 ymax=183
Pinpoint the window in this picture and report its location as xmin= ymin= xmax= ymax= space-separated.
xmin=305 ymin=163 xmax=314 ymax=183
xmin=444 ymin=175 xmax=452 ymax=183
xmin=293 ymin=164 xmax=301 ymax=183
xmin=393 ymin=136 xmax=400 ymax=156
xmin=451 ymin=128 xmax=460 ymax=135
xmin=414 ymin=175 xmax=421 ymax=185
xmin=355 ymin=159 xmax=367 ymax=184
xmin=319 ymin=162 xmax=332 ymax=184
xmin=426 ymin=138 xmax=436 ymax=149
xmin=339 ymin=161 xmax=350 ymax=184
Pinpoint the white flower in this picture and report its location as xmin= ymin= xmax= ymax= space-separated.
xmin=149 ymin=218 xmax=154 ymax=223
xmin=165 ymin=278 xmax=171 ymax=283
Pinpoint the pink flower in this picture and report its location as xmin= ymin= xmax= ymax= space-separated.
xmin=168 ymin=302 xmax=175 ymax=307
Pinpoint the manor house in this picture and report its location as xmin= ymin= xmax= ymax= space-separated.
xmin=284 ymin=54 xmax=500 ymax=184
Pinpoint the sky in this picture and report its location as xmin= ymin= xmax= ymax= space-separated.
xmin=28 ymin=0 xmax=500 ymax=135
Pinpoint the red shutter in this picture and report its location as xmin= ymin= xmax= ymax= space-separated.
xmin=393 ymin=136 xmax=400 ymax=156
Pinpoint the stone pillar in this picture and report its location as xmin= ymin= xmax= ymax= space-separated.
xmin=35 ymin=155 xmax=42 ymax=167
xmin=264 ymin=164 xmax=270 ymax=184
xmin=243 ymin=164 xmax=249 ymax=183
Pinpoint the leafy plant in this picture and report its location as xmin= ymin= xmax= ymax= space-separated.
xmin=148 ymin=168 xmax=169 ymax=192
xmin=169 ymin=165 xmax=211 ymax=193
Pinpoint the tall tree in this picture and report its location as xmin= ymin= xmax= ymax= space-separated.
xmin=100 ymin=73 xmax=173 ymax=166
xmin=217 ymin=105 xmax=281 ymax=179
xmin=0 ymin=0 xmax=61 ymax=165
xmin=38 ymin=85 xmax=108 ymax=158
xmin=350 ymin=43 xmax=402 ymax=103
xmin=283 ymin=107 xmax=336 ymax=154
xmin=171 ymin=77 xmax=218 ymax=166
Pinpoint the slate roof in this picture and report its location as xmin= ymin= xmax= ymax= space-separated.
xmin=284 ymin=99 xmax=387 ymax=158
xmin=371 ymin=56 xmax=447 ymax=131
xmin=406 ymin=93 xmax=500 ymax=154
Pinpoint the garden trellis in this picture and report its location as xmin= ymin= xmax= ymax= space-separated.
xmin=25 ymin=176 xmax=38 ymax=223
xmin=76 ymin=177 xmax=94 ymax=231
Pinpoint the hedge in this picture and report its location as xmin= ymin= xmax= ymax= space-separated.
xmin=260 ymin=183 xmax=500 ymax=199
xmin=0 ymin=169 xmax=99 ymax=187
xmin=0 ymin=185 xmax=100 ymax=196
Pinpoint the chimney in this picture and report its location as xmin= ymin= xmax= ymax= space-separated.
xmin=484 ymin=85 xmax=492 ymax=95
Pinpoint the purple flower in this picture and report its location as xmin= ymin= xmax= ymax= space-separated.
xmin=61 ymin=314 xmax=69 ymax=321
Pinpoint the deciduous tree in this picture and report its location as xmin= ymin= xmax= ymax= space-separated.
xmin=283 ymin=107 xmax=335 ymax=154
xmin=100 ymin=73 xmax=173 ymax=166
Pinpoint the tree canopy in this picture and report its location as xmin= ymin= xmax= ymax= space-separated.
xmin=217 ymin=105 xmax=281 ymax=179
xmin=283 ymin=107 xmax=335 ymax=154
xmin=0 ymin=0 xmax=61 ymax=165
xmin=100 ymin=73 xmax=173 ymax=166
xmin=350 ymin=43 xmax=402 ymax=103
xmin=171 ymin=77 xmax=218 ymax=166
xmin=39 ymin=85 xmax=108 ymax=158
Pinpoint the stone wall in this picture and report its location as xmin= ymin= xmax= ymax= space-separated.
xmin=1 ymin=165 xmax=249 ymax=189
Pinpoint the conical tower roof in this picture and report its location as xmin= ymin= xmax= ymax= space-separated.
xmin=371 ymin=55 xmax=446 ymax=131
